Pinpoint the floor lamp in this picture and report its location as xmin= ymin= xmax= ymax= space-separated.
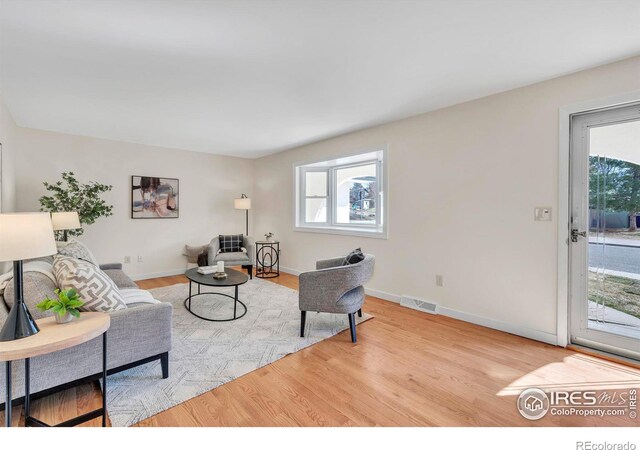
xmin=51 ymin=211 xmax=81 ymax=242
xmin=234 ymin=194 xmax=251 ymax=236
xmin=0 ymin=213 xmax=57 ymax=341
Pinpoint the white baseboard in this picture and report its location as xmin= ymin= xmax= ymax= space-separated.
xmin=282 ymin=269 xmax=414 ymax=305
xmin=364 ymin=287 xmax=402 ymax=303
xmin=130 ymin=268 xmax=187 ymax=281
xmin=281 ymin=265 xmax=558 ymax=346
xmin=437 ymin=306 xmax=558 ymax=346
xmin=280 ymin=266 xmax=302 ymax=276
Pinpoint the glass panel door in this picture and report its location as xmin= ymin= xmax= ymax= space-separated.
xmin=570 ymin=103 xmax=640 ymax=359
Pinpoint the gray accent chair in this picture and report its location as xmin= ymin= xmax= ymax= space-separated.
xmin=299 ymin=254 xmax=375 ymax=343
xmin=0 ymin=262 xmax=172 ymax=410
xmin=207 ymin=235 xmax=255 ymax=279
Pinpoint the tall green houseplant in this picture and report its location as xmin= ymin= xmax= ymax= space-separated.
xmin=39 ymin=172 xmax=114 ymax=238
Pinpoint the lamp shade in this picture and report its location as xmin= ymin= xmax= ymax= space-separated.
xmin=0 ymin=213 xmax=57 ymax=262
xmin=51 ymin=211 xmax=81 ymax=231
xmin=234 ymin=197 xmax=251 ymax=210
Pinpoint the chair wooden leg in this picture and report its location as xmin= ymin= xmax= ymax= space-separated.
xmin=357 ymin=309 xmax=362 ymax=318
xmin=348 ymin=313 xmax=356 ymax=343
xmin=300 ymin=311 xmax=306 ymax=337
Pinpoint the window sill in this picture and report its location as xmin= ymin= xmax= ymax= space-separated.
xmin=293 ymin=225 xmax=387 ymax=239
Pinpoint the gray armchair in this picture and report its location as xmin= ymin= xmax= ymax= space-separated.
xmin=207 ymin=235 xmax=255 ymax=279
xmin=299 ymin=254 xmax=375 ymax=343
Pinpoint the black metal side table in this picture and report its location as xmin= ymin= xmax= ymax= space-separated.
xmin=255 ymin=241 xmax=280 ymax=278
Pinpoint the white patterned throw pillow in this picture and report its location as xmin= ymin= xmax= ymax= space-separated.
xmin=53 ymin=255 xmax=127 ymax=312
xmin=56 ymin=239 xmax=99 ymax=265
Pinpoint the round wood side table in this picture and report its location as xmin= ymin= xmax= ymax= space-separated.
xmin=0 ymin=312 xmax=110 ymax=427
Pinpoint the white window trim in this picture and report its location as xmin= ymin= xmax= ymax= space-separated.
xmin=300 ymin=167 xmax=329 ymax=226
xmin=293 ymin=146 xmax=388 ymax=239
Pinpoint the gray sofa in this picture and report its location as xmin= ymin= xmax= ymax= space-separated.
xmin=0 ymin=261 xmax=172 ymax=408
xmin=299 ymin=254 xmax=375 ymax=343
xmin=207 ymin=235 xmax=255 ymax=279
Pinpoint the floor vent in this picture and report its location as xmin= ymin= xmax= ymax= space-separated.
xmin=400 ymin=296 xmax=438 ymax=314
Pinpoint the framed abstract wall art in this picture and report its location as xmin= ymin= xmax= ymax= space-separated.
xmin=131 ymin=176 xmax=179 ymax=219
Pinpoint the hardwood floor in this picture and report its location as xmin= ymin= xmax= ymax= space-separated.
xmin=3 ymin=269 xmax=639 ymax=426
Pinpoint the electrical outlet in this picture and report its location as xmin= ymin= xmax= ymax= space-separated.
xmin=124 ymin=256 xmax=131 ymax=264
xmin=137 ymin=255 xmax=143 ymax=263
xmin=435 ymin=275 xmax=444 ymax=287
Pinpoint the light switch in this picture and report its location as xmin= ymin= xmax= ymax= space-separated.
xmin=534 ymin=207 xmax=552 ymax=221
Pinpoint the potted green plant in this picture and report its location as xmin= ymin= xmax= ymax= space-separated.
xmin=36 ymin=288 xmax=85 ymax=324
xmin=39 ymin=172 xmax=114 ymax=241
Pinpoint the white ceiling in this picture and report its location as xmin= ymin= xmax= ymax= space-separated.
xmin=1 ymin=0 xmax=639 ymax=159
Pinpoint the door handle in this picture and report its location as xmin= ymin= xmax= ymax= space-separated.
xmin=571 ymin=229 xmax=587 ymax=242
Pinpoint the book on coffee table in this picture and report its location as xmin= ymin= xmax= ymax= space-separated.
xmin=197 ymin=266 xmax=217 ymax=275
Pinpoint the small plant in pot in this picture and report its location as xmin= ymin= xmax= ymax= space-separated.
xmin=36 ymin=288 xmax=85 ymax=324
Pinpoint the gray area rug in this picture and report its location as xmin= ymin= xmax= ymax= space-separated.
xmin=104 ymin=278 xmax=372 ymax=427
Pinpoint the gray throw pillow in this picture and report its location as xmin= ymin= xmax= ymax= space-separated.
xmin=53 ymin=255 xmax=127 ymax=312
xmin=183 ymin=244 xmax=207 ymax=264
xmin=57 ymin=239 xmax=98 ymax=265
xmin=0 ymin=300 xmax=8 ymax=325
xmin=343 ymin=248 xmax=365 ymax=265
xmin=25 ymin=255 xmax=55 ymax=265
xmin=4 ymin=271 xmax=57 ymax=320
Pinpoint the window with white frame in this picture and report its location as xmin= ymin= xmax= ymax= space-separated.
xmin=294 ymin=149 xmax=387 ymax=238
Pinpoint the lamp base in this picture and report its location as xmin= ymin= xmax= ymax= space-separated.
xmin=0 ymin=260 xmax=40 ymax=341
xmin=0 ymin=300 xmax=40 ymax=341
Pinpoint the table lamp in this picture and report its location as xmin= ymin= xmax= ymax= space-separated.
xmin=0 ymin=213 xmax=57 ymax=341
xmin=51 ymin=211 xmax=81 ymax=242
xmin=234 ymin=194 xmax=251 ymax=236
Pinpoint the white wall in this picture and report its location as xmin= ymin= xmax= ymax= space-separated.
xmin=254 ymin=56 xmax=640 ymax=345
xmin=0 ymin=94 xmax=18 ymax=213
xmin=13 ymin=127 xmax=254 ymax=279
xmin=3 ymin=55 xmax=640 ymax=343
